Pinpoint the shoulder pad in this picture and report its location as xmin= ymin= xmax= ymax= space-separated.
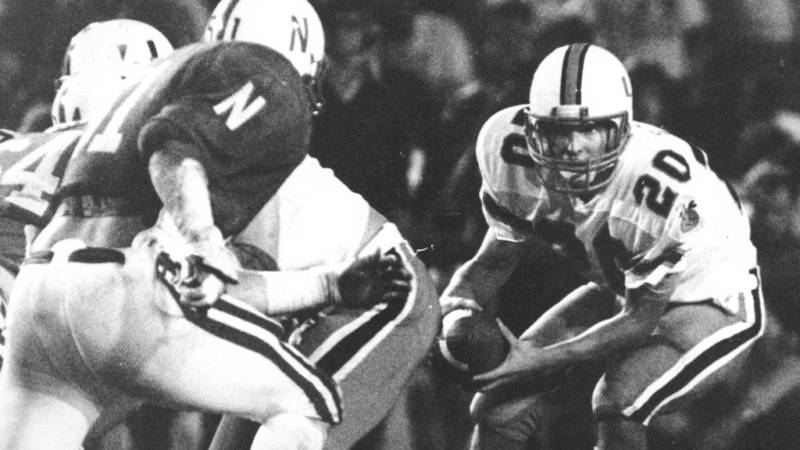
xmin=475 ymin=104 xmax=532 ymax=168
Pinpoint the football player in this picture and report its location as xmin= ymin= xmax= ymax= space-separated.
xmin=0 ymin=19 xmax=174 ymax=377
xmin=203 ymin=1 xmax=441 ymax=449
xmin=52 ymin=19 xmax=176 ymax=127
xmin=203 ymin=0 xmax=326 ymax=115
xmin=0 ymin=19 xmax=173 ymax=260
xmin=439 ymin=43 xmax=767 ymax=449
xmin=0 ymin=18 xmax=415 ymax=450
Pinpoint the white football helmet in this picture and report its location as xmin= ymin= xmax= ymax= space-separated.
xmin=52 ymin=19 xmax=173 ymax=126
xmin=204 ymin=0 xmax=326 ymax=112
xmin=52 ymin=72 xmax=130 ymax=125
xmin=525 ymin=43 xmax=633 ymax=195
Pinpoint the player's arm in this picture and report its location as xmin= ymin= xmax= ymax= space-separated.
xmin=475 ymin=259 xmax=677 ymax=387
xmin=148 ymin=139 xmax=239 ymax=306
xmin=149 ymin=140 xmax=216 ymax=242
xmin=228 ymin=250 xmax=412 ymax=314
xmin=440 ymin=180 xmax=543 ymax=315
xmin=496 ymin=194 xmax=697 ymax=377
xmin=439 ymin=228 xmax=529 ymax=315
xmin=517 ymin=282 xmax=618 ymax=345
xmin=148 ymin=142 xmax=409 ymax=312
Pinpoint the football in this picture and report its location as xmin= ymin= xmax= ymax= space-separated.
xmin=438 ymin=309 xmax=509 ymax=374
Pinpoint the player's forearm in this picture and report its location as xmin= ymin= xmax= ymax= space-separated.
xmin=441 ymin=230 xmax=525 ymax=307
xmin=149 ymin=141 xmax=216 ymax=241
xmin=228 ymin=266 xmax=341 ymax=315
xmin=519 ymin=282 xmax=617 ymax=345
xmin=526 ymin=294 xmax=666 ymax=370
xmin=444 ymin=260 xmax=512 ymax=306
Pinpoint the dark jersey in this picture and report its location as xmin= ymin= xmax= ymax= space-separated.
xmin=0 ymin=126 xmax=81 ymax=261
xmin=0 ymin=126 xmax=82 ymax=227
xmin=59 ymin=41 xmax=311 ymax=236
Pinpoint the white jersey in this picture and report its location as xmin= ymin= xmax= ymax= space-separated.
xmin=233 ymin=155 xmax=383 ymax=270
xmin=477 ymin=105 xmax=757 ymax=305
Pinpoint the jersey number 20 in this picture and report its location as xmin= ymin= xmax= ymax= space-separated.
xmin=633 ymin=150 xmax=690 ymax=218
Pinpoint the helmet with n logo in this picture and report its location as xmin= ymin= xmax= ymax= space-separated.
xmin=52 ymin=19 xmax=173 ymax=126
xmin=59 ymin=19 xmax=172 ymax=83
xmin=525 ymin=43 xmax=633 ymax=195
xmin=205 ymin=0 xmax=325 ymax=81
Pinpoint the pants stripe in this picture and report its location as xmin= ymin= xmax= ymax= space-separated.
xmin=216 ymin=294 xmax=284 ymax=336
xmin=624 ymin=268 xmax=765 ymax=424
xmin=160 ymin=274 xmax=342 ymax=424
xmin=314 ymin=297 xmax=406 ymax=378
xmin=310 ymin=244 xmax=420 ymax=380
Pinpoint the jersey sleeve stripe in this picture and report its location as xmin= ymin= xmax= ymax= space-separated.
xmin=629 ymin=247 xmax=684 ymax=276
xmin=481 ymin=190 xmax=532 ymax=235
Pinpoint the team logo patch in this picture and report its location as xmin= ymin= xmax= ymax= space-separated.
xmin=679 ymin=200 xmax=699 ymax=232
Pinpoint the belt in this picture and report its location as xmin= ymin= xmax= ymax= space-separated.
xmin=25 ymin=247 xmax=126 ymax=265
xmin=56 ymin=195 xmax=142 ymax=217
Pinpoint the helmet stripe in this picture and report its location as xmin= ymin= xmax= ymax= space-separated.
xmin=146 ymin=40 xmax=158 ymax=59
xmin=58 ymin=103 xmax=67 ymax=124
xmin=560 ymin=43 xmax=590 ymax=105
xmin=217 ymin=0 xmax=242 ymax=41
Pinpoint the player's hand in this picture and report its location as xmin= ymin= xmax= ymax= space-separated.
xmin=337 ymin=249 xmax=412 ymax=308
xmin=179 ymin=230 xmax=239 ymax=308
xmin=145 ymin=225 xmax=239 ymax=308
xmin=472 ymin=319 xmax=552 ymax=391
xmin=173 ymin=255 xmax=234 ymax=307
xmin=438 ymin=294 xmax=483 ymax=316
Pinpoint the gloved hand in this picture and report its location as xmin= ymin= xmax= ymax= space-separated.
xmin=336 ymin=249 xmax=412 ymax=308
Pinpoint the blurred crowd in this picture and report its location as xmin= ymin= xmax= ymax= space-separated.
xmin=3 ymin=0 xmax=800 ymax=448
